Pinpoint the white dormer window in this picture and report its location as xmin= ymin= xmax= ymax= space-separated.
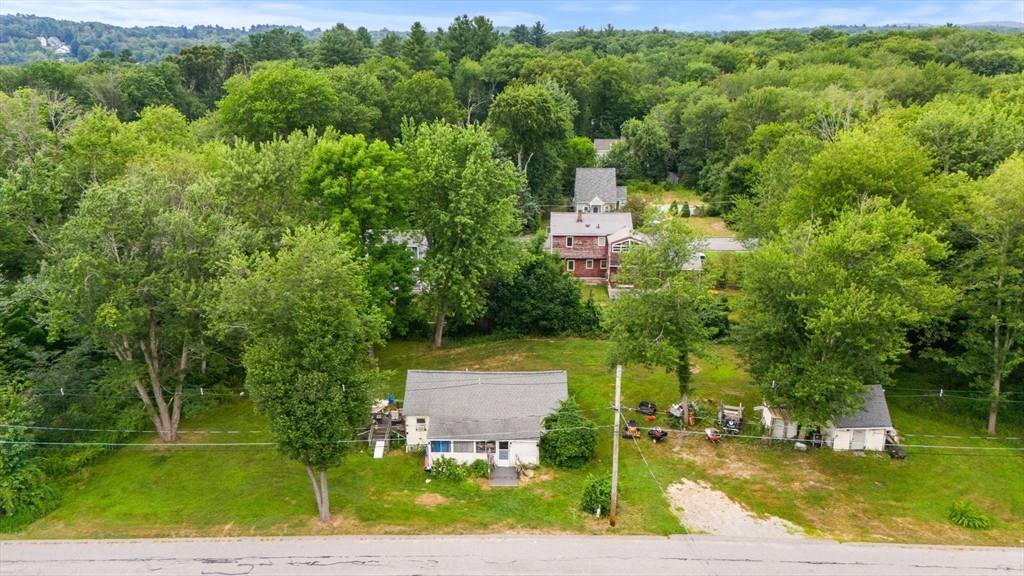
xmin=566 ymin=236 xmax=574 ymax=247
xmin=598 ymin=237 xmax=606 ymax=247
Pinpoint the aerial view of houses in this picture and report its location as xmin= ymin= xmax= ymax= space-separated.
xmin=0 ymin=2 xmax=1022 ymax=574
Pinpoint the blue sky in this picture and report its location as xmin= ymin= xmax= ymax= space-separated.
xmin=2 ymin=1 xmax=1022 ymax=31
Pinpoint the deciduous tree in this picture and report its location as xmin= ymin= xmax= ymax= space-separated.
xmin=400 ymin=122 xmax=523 ymax=347
xmin=216 ymin=226 xmax=385 ymax=521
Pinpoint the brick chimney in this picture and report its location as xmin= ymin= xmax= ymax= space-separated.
xmin=577 ymin=210 xmax=583 ymax=223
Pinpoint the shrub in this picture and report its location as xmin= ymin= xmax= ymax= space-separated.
xmin=949 ymin=500 xmax=991 ymax=530
xmin=540 ymin=398 xmax=599 ymax=468
xmin=680 ymin=201 xmax=690 ymax=218
xmin=580 ymin=474 xmax=613 ymax=515
xmin=485 ymin=239 xmax=602 ymax=337
xmin=430 ymin=456 xmax=468 ymax=481
xmin=468 ymin=459 xmax=489 ymax=478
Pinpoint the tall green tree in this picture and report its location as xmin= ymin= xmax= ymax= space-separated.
xmin=390 ymin=72 xmax=460 ymax=126
xmin=317 ymin=23 xmax=367 ymax=67
xmin=488 ymin=83 xmax=574 ymax=174
xmin=437 ymin=15 xmax=498 ymax=65
xmin=216 ymin=226 xmax=385 ymax=522
xmin=614 ymin=116 xmax=670 ymax=181
xmin=218 ymin=62 xmax=339 ymax=142
xmin=585 ymin=56 xmax=643 ymax=138
xmin=42 ymin=163 xmax=238 ymax=442
xmin=736 ymin=199 xmax=955 ymax=424
xmin=401 ymin=22 xmax=434 ymax=72
xmin=948 ymin=156 xmax=1024 ymax=434
xmin=605 ymin=212 xmax=712 ymax=394
xmin=399 ymin=122 xmax=523 ymax=347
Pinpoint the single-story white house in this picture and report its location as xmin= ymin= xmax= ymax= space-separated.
xmin=825 ymin=385 xmax=894 ymax=452
xmin=403 ymin=370 xmax=568 ymax=469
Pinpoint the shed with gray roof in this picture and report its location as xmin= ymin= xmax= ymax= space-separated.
xmin=825 ymin=385 xmax=894 ymax=451
xmin=403 ymin=370 xmax=568 ymax=469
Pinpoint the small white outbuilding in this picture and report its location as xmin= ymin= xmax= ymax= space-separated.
xmin=824 ymin=385 xmax=894 ymax=452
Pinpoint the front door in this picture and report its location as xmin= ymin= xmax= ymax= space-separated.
xmin=496 ymin=441 xmax=510 ymax=467
xmin=851 ymin=430 xmax=866 ymax=451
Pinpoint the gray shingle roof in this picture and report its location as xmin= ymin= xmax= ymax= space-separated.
xmin=550 ymin=212 xmax=633 ymax=236
xmin=574 ymin=168 xmax=621 ymax=205
xmin=835 ymin=385 xmax=893 ymax=429
xmin=403 ymin=370 xmax=568 ymax=441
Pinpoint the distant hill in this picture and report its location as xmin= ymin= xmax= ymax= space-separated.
xmin=1 ymin=13 xmax=1020 ymax=66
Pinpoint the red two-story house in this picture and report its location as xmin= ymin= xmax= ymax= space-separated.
xmin=549 ymin=211 xmax=646 ymax=286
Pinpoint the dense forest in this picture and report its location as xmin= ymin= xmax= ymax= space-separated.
xmin=1 ymin=16 xmax=1022 ymax=527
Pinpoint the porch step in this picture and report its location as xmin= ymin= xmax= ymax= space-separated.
xmin=489 ymin=466 xmax=518 ymax=488
xmin=373 ymin=440 xmax=385 ymax=458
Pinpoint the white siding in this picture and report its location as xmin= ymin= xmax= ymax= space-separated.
xmin=828 ymin=427 xmax=887 ymax=451
xmin=509 ymin=440 xmax=540 ymax=466
xmin=405 ymin=415 xmax=429 ymax=450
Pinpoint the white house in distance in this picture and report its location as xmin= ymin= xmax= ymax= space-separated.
xmin=403 ymin=370 xmax=568 ymax=470
xmin=574 ymin=168 xmax=627 ymax=213
xmin=825 ymin=385 xmax=894 ymax=451
xmin=593 ymin=138 xmax=620 ymax=157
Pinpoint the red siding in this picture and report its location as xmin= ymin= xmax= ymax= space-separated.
xmin=551 ymin=235 xmax=607 ymax=260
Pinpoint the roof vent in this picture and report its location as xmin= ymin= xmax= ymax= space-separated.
xmin=597 ymin=224 xmax=600 ymax=229
xmin=585 ymin=223 xmax=590 ymax=227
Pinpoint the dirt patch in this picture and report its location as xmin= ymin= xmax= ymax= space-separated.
xmin=415 ymin=492 xmax=450 ymax=507
xmin=711 ymin=221 xmax=727 ymax=230
xmin=668 ymin=478 xmax=804 ymax=538
xmin=475 ymin=477 xmax=491 ymax=490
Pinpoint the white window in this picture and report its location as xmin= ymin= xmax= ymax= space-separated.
xmin=586 ymin=259 xmax=594 ymax=269
xmin=566 ymin=260 xmax=575 ymax=271
xmin=600 ymin=259 xmax=607 ymax=269
xmin=410 ymin=246 xmax=419 ymax=259
xmin=452 ymin=441 xmax=475 ymax=453
xmin=612 ymin=240 xmax=632 ymax=253
xmin=598 ymin=237 xmax=606 ymax=247
xmin=415 ymin=418 xmax=426 ymax=431
xmin=566 ymin=236 xmax=574 ymax=247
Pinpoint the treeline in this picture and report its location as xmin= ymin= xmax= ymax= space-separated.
xmin=1 ymin=17 xmax=1023 ymax=526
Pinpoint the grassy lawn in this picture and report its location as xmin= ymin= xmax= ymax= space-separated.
xmin=12 ymin=337 xmax=1023 ymax=545
xmin=581 ymin=283 xmax=610 ymax=305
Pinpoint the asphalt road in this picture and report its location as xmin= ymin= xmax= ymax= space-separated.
xmin=1 ymin=535 xmax=1021 ymax=576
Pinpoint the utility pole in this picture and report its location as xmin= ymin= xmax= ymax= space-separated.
xmin=610 ymin=365 xmax=622 ymax=527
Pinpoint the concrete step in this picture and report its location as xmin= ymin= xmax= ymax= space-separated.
xmin=489 ymin=466 xmax=518 ymax=487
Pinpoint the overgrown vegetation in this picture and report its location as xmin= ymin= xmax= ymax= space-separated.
xmin=540 ymin=398 xmax=599 ymax=468
xmin=580 ymin=474 xmax=613 ymax=516
xmin=1 ymin=12 xmax=1022 ymax=531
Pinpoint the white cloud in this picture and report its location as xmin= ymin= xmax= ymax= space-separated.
xmin=609 ymin=3 xmax=640 ymax=13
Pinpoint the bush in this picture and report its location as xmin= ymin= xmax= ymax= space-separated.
xmin=580 ymin=474 xmax=613 ymax=515
xmin=485 ymin=239 xmax=602 ymax=337
xmin=949 ymin=500 xmax=991 ymax=530
xmin=430 ymin=456 xmax=468 ymax=481
xmin=540 ymin=398 xmax=599 ymax=468
xmin=468 ymin=458 xmax=489 ymax=478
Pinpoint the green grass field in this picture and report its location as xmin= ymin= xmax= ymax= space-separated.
xmin=10 ymin=338 xmax=1023 ymax=545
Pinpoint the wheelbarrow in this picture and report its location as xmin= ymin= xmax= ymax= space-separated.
xmin=705 ymin=427 xmax=721 ymax=443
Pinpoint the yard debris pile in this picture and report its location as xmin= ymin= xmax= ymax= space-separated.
xmin=668 ymin=479 xmax=803 ymax=538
